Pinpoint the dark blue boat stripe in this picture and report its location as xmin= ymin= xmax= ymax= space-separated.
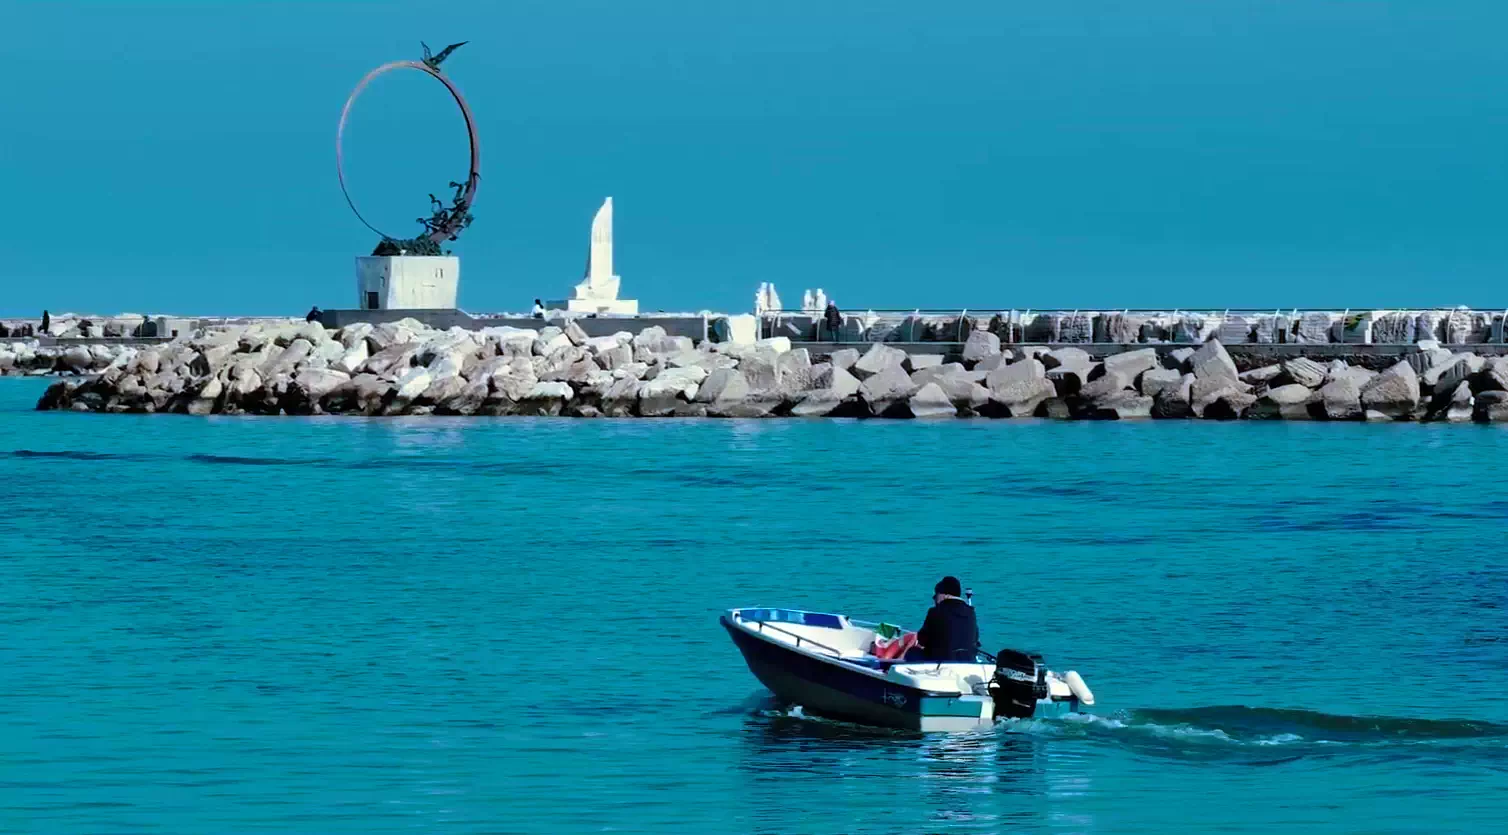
xmin=724 ymin=617 xmax=927 ymax=715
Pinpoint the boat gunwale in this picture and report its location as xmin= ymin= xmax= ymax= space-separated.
xmin=721 ymin=608 xmax=973 ymax=698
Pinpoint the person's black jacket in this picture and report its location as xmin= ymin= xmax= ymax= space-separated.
xmin=823 ymin=303 xmax=842 ymax=333
xmin=916 ymin=598 xmax=980 ymax=662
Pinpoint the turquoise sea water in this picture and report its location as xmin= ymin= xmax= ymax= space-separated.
xmin=2 ymin=377 xmax=1505 ymax=834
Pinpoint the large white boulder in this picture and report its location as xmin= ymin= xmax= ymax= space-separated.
xmin=337 ymin=322 xmax=374 ymax=350
xmin=483 ymin=328 xmax=537 ymax=358
xmin=335 ymin=341 xmax=369 ymax=374
xmin=639 ymin=371 xmax=701 ymax=415
xmin=697 ymin=368 xmax=777 ymax=417
xmin=1317 ymin=376 xmax=1363 ymax=420
xmin=526 ymin=381 xmax=574 ymax=400
xmin=859 ymin=364 xmax=916 ymax=416
xmin=755 ymin=336 xmax=791 ymax=355
xmin=790 ymin=389 xmax=846 ymax=417
xmin=851 ymin=344 xmax=906 ymax=380
xmin=60 ymin=346 xmax=94 ymax=372
xmin=820 ymin=365 xmax=862 ymax=399
xmin=908 ymin=382 xmax=956 ymax=419
xmin=1279 ymin=357 xmax=1326 ymax=388
xmin=961 ymin=330 xmax=1000 ymax=364
xmin=986 ymin=359 xmax=1054 ymax=416
xmin=906 ymin=354 xmax=945 ymax=373
xmin=534 ymin=328 xmax=572 ymax=357
xmin=425 ymin=351 xmax=465 ymax=384
xmin=1360 ymin=360 xmax=1420 ymax=418
xmin=1188 ymin=340 xmax=1237 ymax=381
xmin=365 ymin=321 xmax=417 ymax=353
xmin=1249 ymin=383 xmax=1315 ymax=420
xmin=632 ymin=326 xmax=668 ymax=348
xmin=261 ymin=338 xmax=313 ymax=378
xmin=294 ymin=321 xmax=329 ymax=346
xmin=1041 ymin=347 xmax=1092 ymax=371
xmin=1088 ymin=392 xmax=1154 ymax=420
xmin=392 ymin=367 xmax=432 ymax=401
xmin=828 ymin=348 xmax=860 ymax=371
xmin=1103 ymin=348 xmax=1158 ymax=380
xmin=584 ymin=334 xmax=628 ymax=355
xmin=187 ymin=377 xmax=224 ymax=416
xmin=601 ymin=377 xmax=641 ymax=417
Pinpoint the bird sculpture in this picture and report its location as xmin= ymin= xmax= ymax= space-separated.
xmin=421 ymin=40 xmax=468 ymax=70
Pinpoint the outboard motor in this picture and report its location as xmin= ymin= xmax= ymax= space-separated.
xmin=990 ymin=649 xmax=1048 ymax=720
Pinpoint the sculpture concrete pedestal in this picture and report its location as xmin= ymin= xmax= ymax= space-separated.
xmin=555 ymin=296 xmax=639 ymax=315
xmin=547 ymin=197 xmax=638 ymax=315
xmin=356 ymin=255 xmax=460 ymax=310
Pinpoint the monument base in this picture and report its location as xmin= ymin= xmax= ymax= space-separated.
xmin=356 ymin=256 xmax=460 ymax=310
xmin=547 ymin=297 xmax=639 ymax=315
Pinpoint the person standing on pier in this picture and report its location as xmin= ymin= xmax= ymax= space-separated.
xmin=824 ymin=300 xmax=843 ymax=342
xmin=40 ymin=310 xmax=50 ymax=334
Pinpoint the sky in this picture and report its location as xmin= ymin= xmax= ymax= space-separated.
xmin=1 ymin=0 xmax=1505 ymax=316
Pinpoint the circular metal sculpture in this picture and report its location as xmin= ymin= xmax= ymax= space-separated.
xmin=337 ymin=42 xmax=480 ymax=256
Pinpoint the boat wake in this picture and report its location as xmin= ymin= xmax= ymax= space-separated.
xmin=1112 ymin=706 xmax=1508 ymax=744
xmin=744 ymin=695 xmax=1508 ymax=763
xmin=1004 ymin=705 xmax=1508 ymax=765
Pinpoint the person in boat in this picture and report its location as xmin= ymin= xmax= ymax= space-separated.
xmin=911 ymin=576 xmax=980 ymax=662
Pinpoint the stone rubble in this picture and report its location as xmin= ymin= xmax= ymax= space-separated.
xmin=18 ymin=321 xmax=1508 ymax=424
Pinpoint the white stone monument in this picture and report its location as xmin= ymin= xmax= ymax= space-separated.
xmin=354 ymin=255 xmax=459 ymax=310
xmin=548 ymin=197 xmax=638 ymax=315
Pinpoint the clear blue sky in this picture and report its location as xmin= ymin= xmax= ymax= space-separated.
xmin=1 ymin=0 xmax=1504 ymax=316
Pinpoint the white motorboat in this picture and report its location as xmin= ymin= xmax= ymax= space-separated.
xmin=722 ymin=607 xmax=1095 ymax=732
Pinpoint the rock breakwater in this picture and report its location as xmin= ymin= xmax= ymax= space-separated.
xmin=2 ymin=340 xmax=133 ymax=377
xmin=31 ymin=320 xmax=1508 ymax=422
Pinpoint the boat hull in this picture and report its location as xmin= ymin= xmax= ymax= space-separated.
xmin=723 ymin=614 xmax=994 ymax=732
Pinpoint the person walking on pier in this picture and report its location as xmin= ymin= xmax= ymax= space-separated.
xmin=824 ymin=300 xmax=843 ymax=342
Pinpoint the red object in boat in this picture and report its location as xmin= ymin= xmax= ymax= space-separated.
xmin=871 ymin=631 xmax=917 ymax=660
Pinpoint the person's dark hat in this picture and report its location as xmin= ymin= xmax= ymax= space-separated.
xmin=934 ymin=576 xmax=962 ymax=597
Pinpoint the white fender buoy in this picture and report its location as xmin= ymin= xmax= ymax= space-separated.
xmin=1064 ymin=671 xmax=1095 ymax=706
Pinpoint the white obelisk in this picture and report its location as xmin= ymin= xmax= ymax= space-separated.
xmin=551 ymin=197 xmax=638 ymax=315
